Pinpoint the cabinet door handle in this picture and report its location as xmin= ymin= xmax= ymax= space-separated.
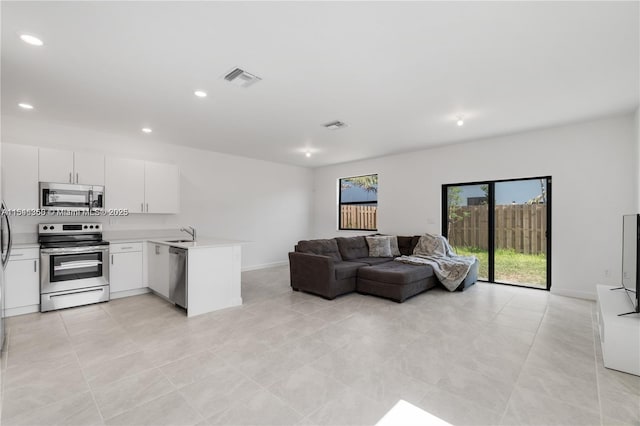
xmin=69 ymin=172 xmax=72 ymax=183
xmin=141 ymin=202 xmax=144 ymax=212
xmin=34 ymin=260 xmax=37 ymax=272
xmin=76 ymin=172 xmax=79 ymax=183
xmin=111 ymin=254 xmax=114 ymax=265
xmin=146 ymin=203 xmax=149 ymax=213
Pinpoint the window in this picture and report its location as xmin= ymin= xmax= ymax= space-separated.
xmin=339 ymin=174 xmax=378 ymax=230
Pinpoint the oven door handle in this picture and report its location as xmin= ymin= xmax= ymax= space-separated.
xmin=54 ymin=260 xmax=103 ymax=271
xmin=41 ymin=246 xmax=109 ymax=255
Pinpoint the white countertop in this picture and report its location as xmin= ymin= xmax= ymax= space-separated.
xmin=147 ymin=238 xmax=250 ymax=250
xmin=10 ymin=229 xmax=250 ymax=250
xmin=103 ymin=229 xmax=185 ymax=243
xmin=105 ymin=230 xmax=250 ymax=249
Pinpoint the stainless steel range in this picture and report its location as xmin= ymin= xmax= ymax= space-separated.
xmin=39 ymin=223 xmax=109 ymax=312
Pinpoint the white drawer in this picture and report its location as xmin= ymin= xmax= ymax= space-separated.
xmin=9 ymin=247 xmax=39 ymax=260
xmin=110 ymin=242 xmax=143 ymax=254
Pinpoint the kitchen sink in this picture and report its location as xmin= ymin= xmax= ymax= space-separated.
xmin=165 ymin=239 xmax=193 ymax=243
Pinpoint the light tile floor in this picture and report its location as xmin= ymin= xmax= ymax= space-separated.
xmin=0 ymin=265 xmax=638 ymax=425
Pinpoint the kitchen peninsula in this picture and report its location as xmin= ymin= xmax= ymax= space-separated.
xmin=109 ymin=234 xmax=246 ymax=317
xmin=148 ymin=238 xmax=245 ymax=317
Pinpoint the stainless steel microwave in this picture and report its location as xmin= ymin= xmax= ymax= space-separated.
xmin=39 ymin=182 xmax=105 ymax=212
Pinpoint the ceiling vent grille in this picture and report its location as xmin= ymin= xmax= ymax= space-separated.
xmin=323 ymin=121 xmax=347 ymax=130
xmin=224 ymin=68 xmax=262 ymax=88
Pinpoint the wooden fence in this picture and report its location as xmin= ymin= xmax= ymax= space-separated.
xmin=449 ymin=204 xmax=547 ymax=255
xmin=340 ymin=205 xmax=377 ymax=230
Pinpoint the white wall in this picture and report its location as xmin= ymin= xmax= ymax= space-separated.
xmin=313 ymin=113 xmax=638 ymax=299
xmin=636 ymin=107 xmax=640 ymax=212
xmin=1 ymin=116 xmax=314 ymax=270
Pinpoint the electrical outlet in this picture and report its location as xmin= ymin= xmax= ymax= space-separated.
xmin=604 ymin=269 xmax=611 ymax=278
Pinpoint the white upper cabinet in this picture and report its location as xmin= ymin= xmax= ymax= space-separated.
xmin=39 ymin=148 xmax=75 ymax=184
xmin=105 ymin=157 xmax=180 ymax=214
xmin=74 ymin=151 xmax=105 ymax=185
xmin=105 ymin=157 xmax=146 ymax=213
xmin=38 ymin=148 xmax=105 ymax=185
xmin=3 ymin=146 xmax=179 ymax=215
xmin=1 ymin=144 xmax=39 ymax=210
xmin=144 ymin=161 xmax=180 ymax=214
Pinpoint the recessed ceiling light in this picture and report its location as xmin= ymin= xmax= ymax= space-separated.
xmin=20 ymin=34 xmax=43 ymax=46
xmin=194 ymin=90 xmax=207 ymax=98
xmin=456 ymin=116 xmax=465 ymax=126
xmin=323 ymin=121 xmax=347 ymax=130
xmin=18 ymin=103 xmax=34 ymax=110
xmin=305 ymin=151 xmax=312 ymax=158
xmin=141 ymin=127 xmax=152 ymax=133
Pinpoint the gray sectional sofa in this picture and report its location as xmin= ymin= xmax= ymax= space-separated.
xmin=288 ymin=235 xmax=479 ymax=302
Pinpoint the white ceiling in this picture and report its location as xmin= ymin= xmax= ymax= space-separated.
xmin=2 ymin=1 xmax=638 ymax=167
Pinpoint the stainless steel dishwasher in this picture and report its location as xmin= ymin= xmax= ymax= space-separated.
xmin=169 ymin=247 xmax=187 ymax=309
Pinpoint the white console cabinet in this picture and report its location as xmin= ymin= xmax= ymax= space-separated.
xmin=596 ymin=285 xmax=640 ymax=376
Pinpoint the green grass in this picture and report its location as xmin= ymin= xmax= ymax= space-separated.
xmin=453 ymin=246 xmax=547 ymax=288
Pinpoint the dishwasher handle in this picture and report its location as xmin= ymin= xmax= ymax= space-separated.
xmin=169 ymin=247 xmax=187 ymax=256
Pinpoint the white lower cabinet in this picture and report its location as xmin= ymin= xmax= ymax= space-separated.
xmin=147 ymin=242 xmax=170 ymax=299
xmin=5 ymin=248 xmax=40 ymax=316
xmin=110 ymin=244 xmax=144 ymax=294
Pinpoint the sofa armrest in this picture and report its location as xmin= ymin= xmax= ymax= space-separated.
xmin=288 ymin=251 xmax=335 ymax=292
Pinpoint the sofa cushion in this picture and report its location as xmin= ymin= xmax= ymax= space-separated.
xmin=358 ymin=261 xmax=434 ymax=285
xmin=335 ymin=236 xmax=369 ymax=260
xmin=354 ymin=257 xmax=394 ymax=266
xmin=296 ymin=239 xmax=342 ymax=261
xmin=388 ymin=236 xmax=401 ymax=257
xmin=366 ymin=236 xmax=393 ymax=257
xmin=374 ymin=234 xmax=402 ymax=257
xmin=334 ymin=261 xmax=368 ymax=280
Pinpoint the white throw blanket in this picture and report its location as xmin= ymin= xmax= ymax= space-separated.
xmin=395 ymin=234 xmax=477 ymax=291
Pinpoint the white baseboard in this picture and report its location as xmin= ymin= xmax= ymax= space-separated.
xmin=5 ymin=305 xmax=39 ymax=317
xmin=110 ymin=287 xmax=151 ymax=299
xmin=551 ymin=287 xmax=597 ymax=301
xmin=242 ymin=261 xmax=288 ymax=272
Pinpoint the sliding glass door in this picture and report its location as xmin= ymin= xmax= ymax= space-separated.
xmin=444 ymin=184 xmax=489 ymax=281
xmin=442 ymin=177 xmax=551 ymax=290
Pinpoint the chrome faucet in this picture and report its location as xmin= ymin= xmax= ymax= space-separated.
xmin=180 ymin=226 xmax=196 ymax=242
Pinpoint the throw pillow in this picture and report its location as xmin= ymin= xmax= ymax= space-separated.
xmin=388 ymin=236 xmax=401 ymax=257
xmin=366 ymin=236 xmax=392 ymax=257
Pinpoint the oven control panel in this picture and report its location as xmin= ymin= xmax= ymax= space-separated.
xmin=38 ymin=223 xmax=102 ymax=234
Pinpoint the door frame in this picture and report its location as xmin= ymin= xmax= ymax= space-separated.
xmin=441 ymin=176 xmax=552 ymax=291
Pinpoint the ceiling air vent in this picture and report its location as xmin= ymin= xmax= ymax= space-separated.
xmin=224 ymin=67 xmax=262 ymax=88
xmin=323 ymin=120 xmax=347 ymax=130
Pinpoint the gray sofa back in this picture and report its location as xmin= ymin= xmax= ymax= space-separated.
xmin=335 ymin=236 xmax=369 ymax=260
xmin=397 ymin=236 xmax=421 ymax=256
xmin=296 ymin=239 xmax=342 ymax=261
